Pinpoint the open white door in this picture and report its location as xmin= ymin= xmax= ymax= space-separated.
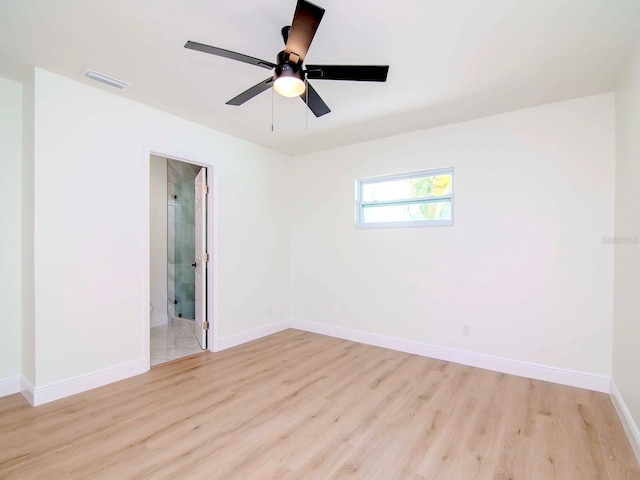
xmin=194 ymin=167 xmax=208 ymax=349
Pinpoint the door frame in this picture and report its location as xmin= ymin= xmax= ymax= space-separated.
xmin=143 ymin=146 xmax=218 ymax=370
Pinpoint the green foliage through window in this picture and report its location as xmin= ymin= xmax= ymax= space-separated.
xmin=358 ymin=169 xmax=454 ymax=227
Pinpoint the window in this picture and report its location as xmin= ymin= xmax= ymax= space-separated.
xmin=356 ymin=168 xmax=454 ymax=227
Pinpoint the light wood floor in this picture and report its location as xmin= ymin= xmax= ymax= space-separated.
xmin=1 ymin=330 xmax=639 ymax=479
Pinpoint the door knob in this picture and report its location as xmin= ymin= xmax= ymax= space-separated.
xmin=192 ymin=262 xmax=197 ymax=267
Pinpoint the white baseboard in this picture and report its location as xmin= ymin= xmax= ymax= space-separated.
xmin=150 ymin=313 xmax=168 ymax=327
xmin=290 ymin=319 xmax=610 ymax=393
xmin=610 ymin=379 xmax=640 ymax=464
xmin=20 ymin=376 xmax=35 ymax=405
xmin=0 ymin=375 xmax=21 ymax=397
xmin=22 ymin=359 xmax=148 ymax=406
xmin=215 ymin=319 xmax=290 ymax=352
xmin=10 ymin=319 xmax=617 ymax=409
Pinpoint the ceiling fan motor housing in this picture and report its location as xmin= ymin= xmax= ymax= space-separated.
xmin=275 ymin=50 xmax=305 ymax=83
xmin=276 ymin=62 xmax=304 ymax=80
xmin=277 ymin=50 xmax=303 ymax=70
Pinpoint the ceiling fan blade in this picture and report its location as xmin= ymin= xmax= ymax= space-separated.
xmin=185 ymin=41 xmax=276 ymax=70
xmin=306 ymin=65 xmax=389 ymax=82
xmin=285 ymin=0 xmax=325 ymax=64
xmin=300 ymin=82 xmax=330 ymax=117
xmin=226 ymin=77 xmax=275 ymax=106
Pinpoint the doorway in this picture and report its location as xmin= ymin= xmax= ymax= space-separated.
xmin=149 ymin=155 xmax=210 ymax=366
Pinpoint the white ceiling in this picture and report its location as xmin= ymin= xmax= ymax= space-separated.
xmin=1 ymin=0 xmax=639 ymax=155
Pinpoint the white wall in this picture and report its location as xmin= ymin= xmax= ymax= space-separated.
xmin=21 ymin=71 xmax=35 ymax=386
xmin=149 ymin=155 xmax=168 ymax=327
xmin=613 ymin=36 xmax=640 ymax=435
xmin=0 ymin=77 xmax=22 ymax=388
xmin=31 ymin=68 xmax=291 ymax=388
xmin=290 ymin=94 xmax=615 ymax=376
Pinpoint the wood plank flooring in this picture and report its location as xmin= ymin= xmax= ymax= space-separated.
xmin=1 ymin=330 xmax=639 ymax=479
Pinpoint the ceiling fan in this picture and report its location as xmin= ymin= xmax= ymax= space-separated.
xmin=184 ymin=0 xmax=389 ymax=117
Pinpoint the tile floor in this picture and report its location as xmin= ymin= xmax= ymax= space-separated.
xmin=150 ymin=317 xmax=205 ymax=366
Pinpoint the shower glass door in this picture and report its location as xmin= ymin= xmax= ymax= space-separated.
xmin=167 ymin=159 xmax=200 ymax=320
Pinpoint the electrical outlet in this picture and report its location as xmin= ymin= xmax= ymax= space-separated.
xmin=268 ymin=306 xmax=273 ymax=315
xmin=463 ymin=324 xmax=470 ymax=336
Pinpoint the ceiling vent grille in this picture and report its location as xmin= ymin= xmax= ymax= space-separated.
xmin=82 ymin=69 xmax=130 ymax=89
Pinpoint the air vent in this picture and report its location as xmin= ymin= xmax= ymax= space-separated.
xmin=82 ymin=69 xmax=130 ymax=89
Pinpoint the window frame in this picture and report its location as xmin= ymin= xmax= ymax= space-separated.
xmin=355 ymin=167 xmax=454 ymax=228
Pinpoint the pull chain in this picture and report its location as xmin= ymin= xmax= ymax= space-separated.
xmin=305 ymin=77 xmax=308 ymax=130
xmin=271 ymin=81 xmax=274 ymax=132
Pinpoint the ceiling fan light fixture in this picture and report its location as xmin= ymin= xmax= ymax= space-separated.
xmin=274 ymin=76 xmax=305 ymax=97
xmin=274 ymin=63 xmax=305 ymax=97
